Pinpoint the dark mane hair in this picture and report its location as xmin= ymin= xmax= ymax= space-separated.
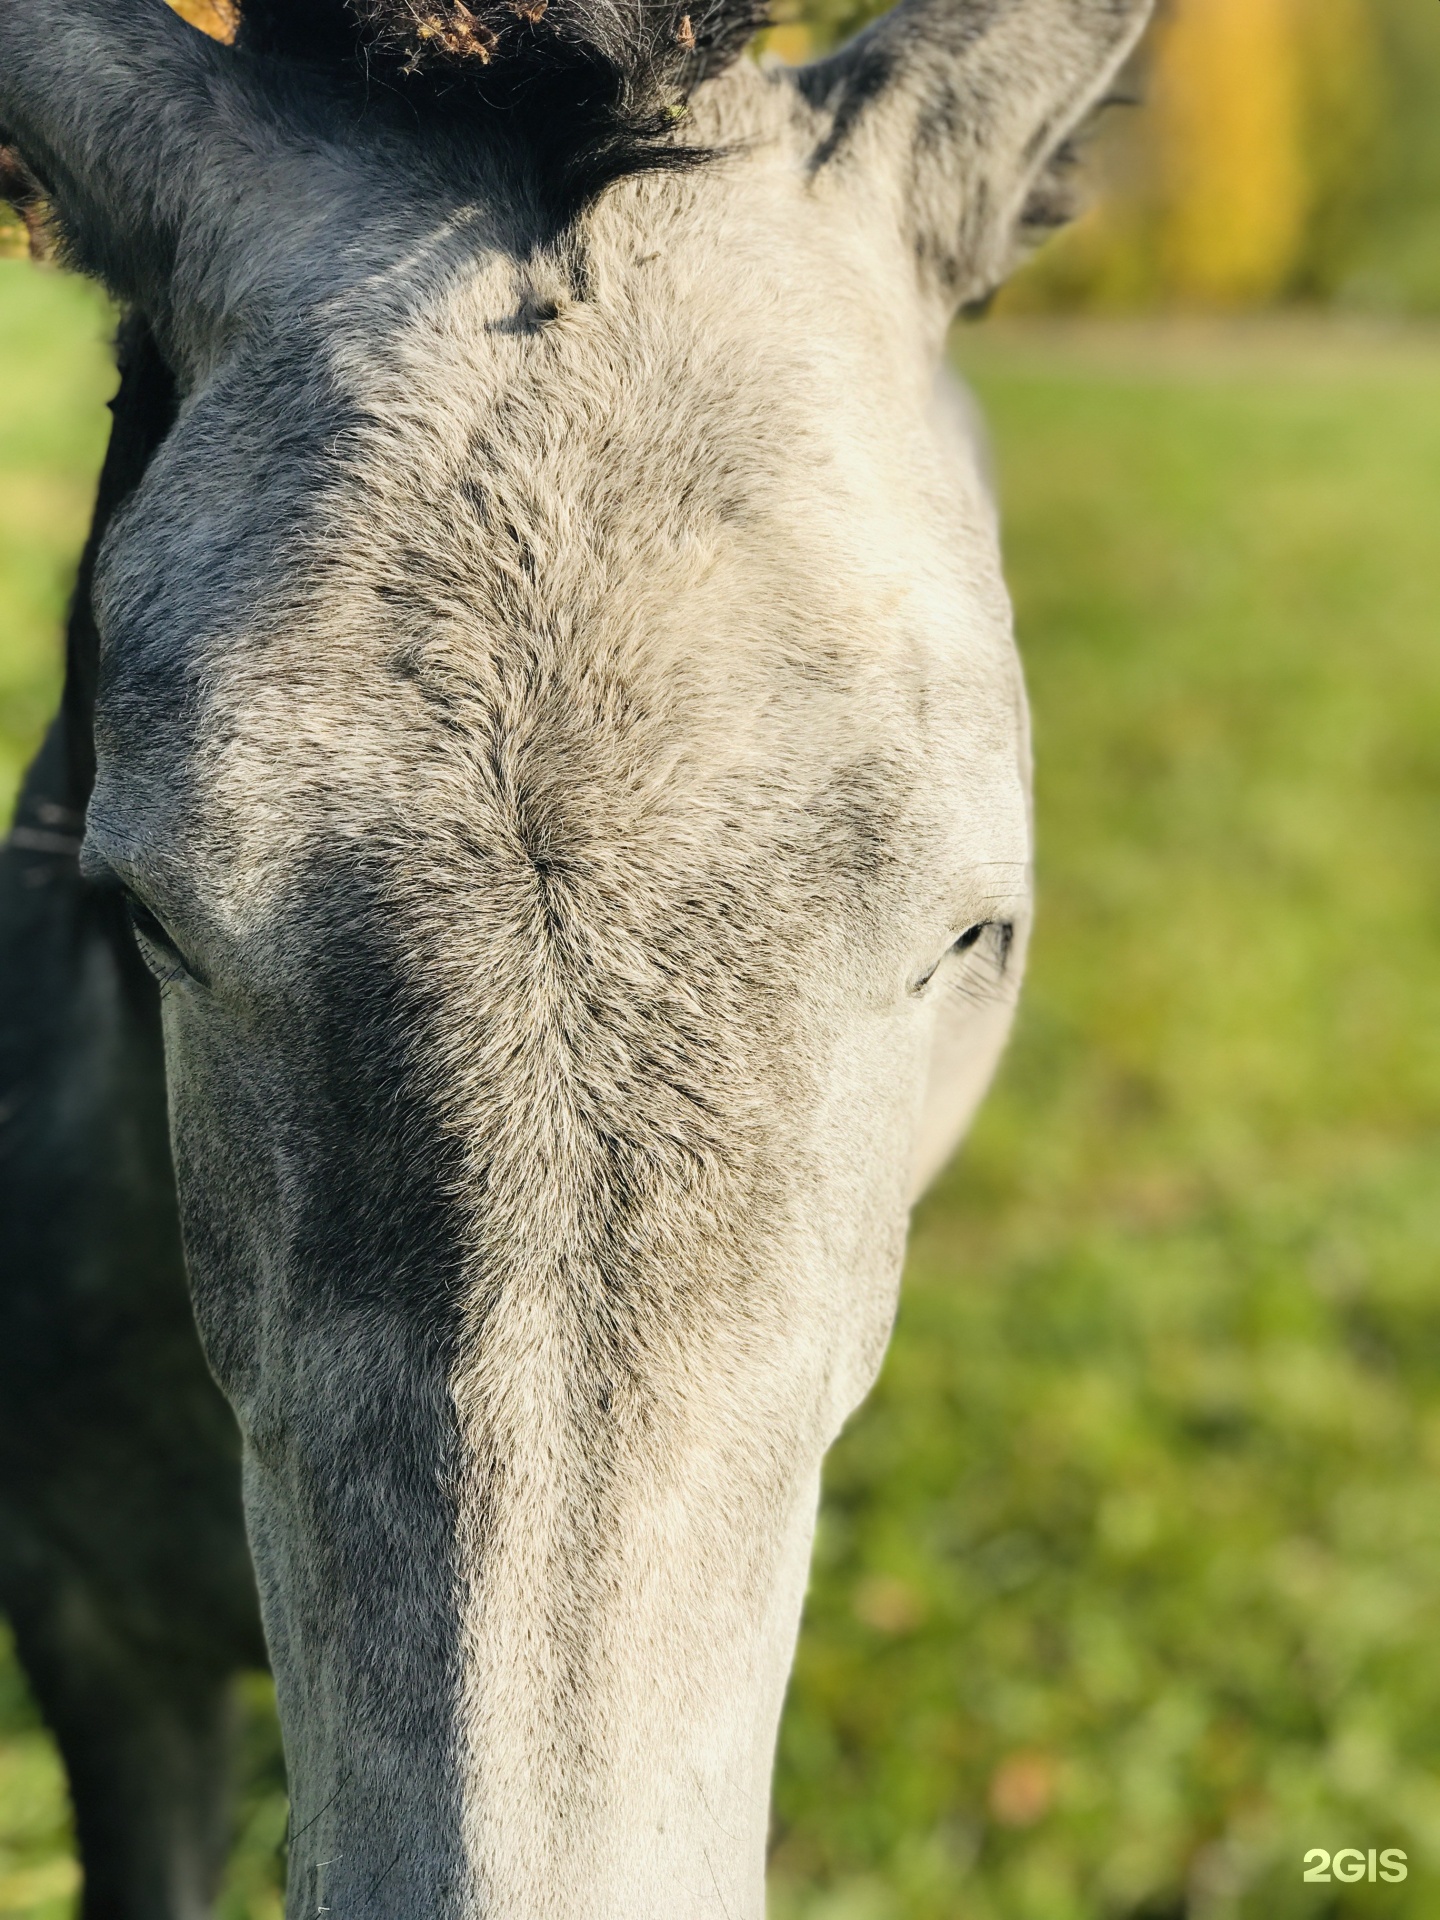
xmin=237 ymin=0 xmax=769 ymax=210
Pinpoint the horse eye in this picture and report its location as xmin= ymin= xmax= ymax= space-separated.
xmin=911 ymin=920 xmax=1014 ymax=996
xmin=123 ymin=892 xmax=200 ymax=985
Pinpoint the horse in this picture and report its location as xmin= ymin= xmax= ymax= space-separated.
xmin=0 ymin=0 xmax=1152 ymax=1913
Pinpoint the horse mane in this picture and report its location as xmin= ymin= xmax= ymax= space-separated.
xmin=236 ymin=0 xmax=770 ymax=209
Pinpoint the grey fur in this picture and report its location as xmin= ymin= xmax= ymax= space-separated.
xmin=0 ymin=1 xmax=1152 ymax=1913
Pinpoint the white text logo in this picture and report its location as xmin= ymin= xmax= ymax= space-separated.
xmin=1303 ymin=1849 xmax=1407 ymax=1884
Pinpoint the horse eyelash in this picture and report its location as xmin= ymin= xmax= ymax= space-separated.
xmin=124 ymin=893 xmax=204 ymax=988
xmin=912 ymin=920 xmax=1014 ymax=998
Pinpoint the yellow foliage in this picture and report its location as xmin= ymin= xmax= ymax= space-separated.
xmin=1003 ymin=0 xmax=1381 ymax=311
xmin=164 ymin=0 xmax=238 ymax=42
xmin=1152 ymin=0 xmax=1306 ymax=304
xmin=756 ymin=22 xmax=815 ymax=66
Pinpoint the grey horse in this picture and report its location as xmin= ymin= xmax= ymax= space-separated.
xmin=0 ymin=0 xmax=1151 ymax=1914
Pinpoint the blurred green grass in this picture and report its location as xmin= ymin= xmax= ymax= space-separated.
xmin=0 ymin=262 xmax=113 ymax=820
xmin=4 ymin=263 xmax=1440 ymax=1918
xmin=0 ymin=257 xmax=111 ymax=1920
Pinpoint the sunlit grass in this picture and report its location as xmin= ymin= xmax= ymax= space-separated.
xmin=3 ymin=265 xmax=1440 ymax=1917
xmin=0 ymin=1628 xmax=74 ymax=1920
xmin=0 ymin=260 xmax=113 ymax=823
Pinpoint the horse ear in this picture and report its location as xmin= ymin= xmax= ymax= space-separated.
xmin=0 ymin=0 xmax=245 ymax=310
xmin=793 ymin=0 xmax=1153 ymax=318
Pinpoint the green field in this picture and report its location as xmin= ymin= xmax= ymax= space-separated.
xmin=3 ymin=260 xmax=1440 ymax=1918
xmin=0 ymin=264 xmax=104 ymax=1919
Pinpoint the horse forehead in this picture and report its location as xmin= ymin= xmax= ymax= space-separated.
xmin=220 ymin=367 xmax=1016 ymax=826
xmin=116 ymin=118 xmax=975 ymax=670
xmin=323 ymin=267 xmax=866 ymax=515
xmin=303 ymin=249 xmax=1005 ymax=679
xmin=96 ymin=177 xmax=1022 ymax=862
xmin=101 ymin=437 xmax=1022 ymax=918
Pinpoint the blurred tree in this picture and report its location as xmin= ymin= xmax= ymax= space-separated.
xmin=1338 ymin=0 xmax=1440 ymax=311
xmin=1156 ymin=0 xmax=1332 ymax=303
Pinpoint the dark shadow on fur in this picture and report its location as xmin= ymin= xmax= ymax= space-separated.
xmin=0 ymin=317 xmax=268 ymax=1920
xmin=237 ymin=0 xmax=769 ymax=219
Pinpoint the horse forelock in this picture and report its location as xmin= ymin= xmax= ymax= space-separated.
xmin=232 ymin=0 xmax=771 ymax=214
